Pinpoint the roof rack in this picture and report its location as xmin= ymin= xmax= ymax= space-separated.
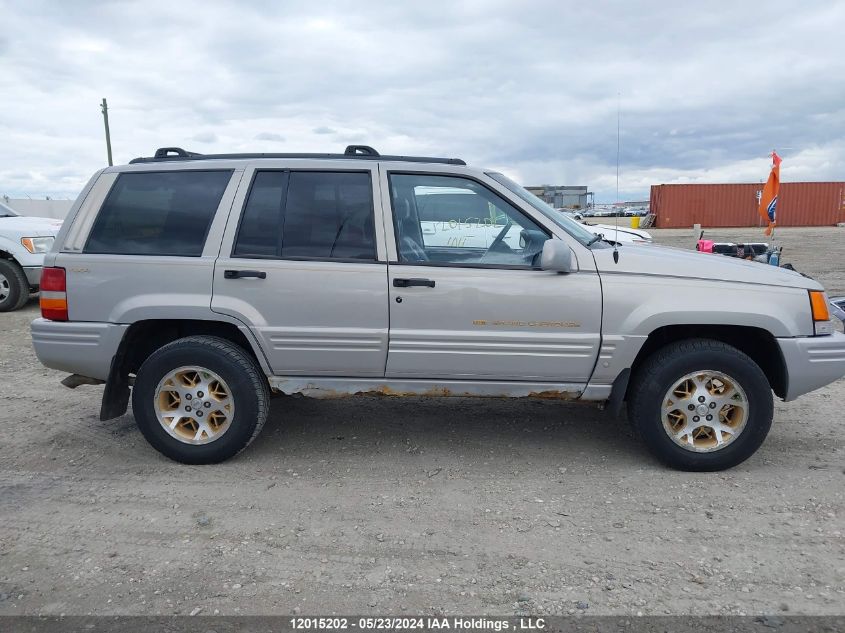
xmin=154 ymin=147 xmax=203 ymax=159
xmin=129 ymin=145 xmax=466 ymax=165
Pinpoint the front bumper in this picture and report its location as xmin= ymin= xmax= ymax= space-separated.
xmin=31 ymin=318 xmax=128 ymax=381
xmin=778 ymin=331 xmax=845 ymax=401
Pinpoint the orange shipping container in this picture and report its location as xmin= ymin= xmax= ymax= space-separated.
xmin=650 ymin=182 xmax=845 ymax=228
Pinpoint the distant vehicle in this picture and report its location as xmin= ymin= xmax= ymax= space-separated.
xmin=828 ymin=297 xmax=845 ymax=324
xmin=0 ymin=201 xmax=62 ymax=311
xmin=558 ymin=211 xmax=651 ymax=244
xmin=555 ymin=208 xmax=583 ymax=220
xmin=580 ymin=219 xmax=652 ymax=244
xmin=414 ymin=187 xmax=540 ymax=251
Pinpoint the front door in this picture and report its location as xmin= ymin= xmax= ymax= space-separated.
xmin=383 ymin=171 xmax=601 ymax=383
xmin=212 ymin=163 xmax=389 ymax=376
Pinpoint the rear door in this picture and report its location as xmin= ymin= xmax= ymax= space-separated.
xmin=381 ymin=168 xmax=602 ymax=384
xmin=211 ymin=161 xmax=389 ymax=376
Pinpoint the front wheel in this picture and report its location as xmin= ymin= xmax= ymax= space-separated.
xmin=0 ymin=259 xmax=30 ymax=312
xmin=627 ymin=339 xmax=774 ymax=471
xmin=132 ymin=335 xmax=269 ymax=464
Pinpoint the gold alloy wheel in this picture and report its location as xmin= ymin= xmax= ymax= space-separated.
xmin=660 ymin=370 xmax=749 ymax=452
xmin=154 ymin=366 xmax=235 ymax=445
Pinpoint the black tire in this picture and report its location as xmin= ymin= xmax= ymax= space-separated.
xmin=132 ymin=335 xmax=269 ymax=464
xmin=627 ymin=338 xmax=773 ymax=471
xmin=0 ymin=259 xmax=31 ymax=312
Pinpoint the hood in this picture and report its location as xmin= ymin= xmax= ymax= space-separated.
xmin=592 ymin=242 xmax=822 ymax=290
xmin=0 ymin=215 xmax=63 ymax=237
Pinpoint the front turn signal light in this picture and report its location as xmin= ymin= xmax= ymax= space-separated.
xmin=809 ymin=290 xmax=830 ymax=322
xmin=809 ymin=290 xmax=833 ymax=335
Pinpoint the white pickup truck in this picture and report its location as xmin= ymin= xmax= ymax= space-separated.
xmin=419 ymin=190 xmax=652 ymax=247
xmin=0 ymin=201 xmax=62 ymax=311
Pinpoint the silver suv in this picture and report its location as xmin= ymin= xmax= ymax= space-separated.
xmin=31 ymin=146 xmax=845 ymax=470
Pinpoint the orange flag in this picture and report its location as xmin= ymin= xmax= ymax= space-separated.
xmin=758 ymin=151 xmax=781 ymax=236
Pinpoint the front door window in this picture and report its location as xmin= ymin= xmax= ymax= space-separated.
xmin=389 ymin=174 xmax=548 ymax=267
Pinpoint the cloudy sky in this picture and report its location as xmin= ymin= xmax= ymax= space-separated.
xmin=1 ymin=0 xmax=843 ymax=201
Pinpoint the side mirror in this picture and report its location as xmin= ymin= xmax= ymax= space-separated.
xmin=540 ymin=239 xmax=572 ymax=273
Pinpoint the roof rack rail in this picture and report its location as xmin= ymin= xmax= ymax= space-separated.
xmin=129 ymin=146 xmax=465 ymax=165
xmin=344 ymin=145 xmax=379 ymax=156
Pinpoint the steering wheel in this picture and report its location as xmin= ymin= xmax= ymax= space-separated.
xmin=486 ymin=220 xmax=512 ymax=254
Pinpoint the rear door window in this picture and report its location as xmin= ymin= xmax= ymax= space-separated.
xmin=85 ymin=170 xmax=232 ymax=256
xmin=232 ymin=171 xmax=287 ymax=257
xmin=233 ymin=170 xmax=376 ymax=261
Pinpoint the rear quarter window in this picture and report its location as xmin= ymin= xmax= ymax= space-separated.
xmin=85 ymin=170 xmax=232 ymax=256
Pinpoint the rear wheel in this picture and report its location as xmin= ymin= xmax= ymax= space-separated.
xmin=0 ymin=259 xmax=30 ymax=312
xmin=132 ymin=335 xmax=269 ymax=464
xmin=627 ymin=339 xmax=773 ymax=471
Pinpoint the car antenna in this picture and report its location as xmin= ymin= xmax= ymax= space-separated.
xmin=613 ymin=92 xmax=621 ymax=264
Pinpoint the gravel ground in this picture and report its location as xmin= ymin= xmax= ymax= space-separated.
xmin=0 ymin=226 xmax=843 ymax=617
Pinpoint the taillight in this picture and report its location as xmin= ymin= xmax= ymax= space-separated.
xmin=40 ymin=267 xmax=68 ymax=321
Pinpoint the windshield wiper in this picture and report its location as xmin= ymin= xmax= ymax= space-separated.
xmin=586 ymin=233 xmax=603 ymax=246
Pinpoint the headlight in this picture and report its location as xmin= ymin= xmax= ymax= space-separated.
xmin=20 ymin=236 xmax=54 ymax=254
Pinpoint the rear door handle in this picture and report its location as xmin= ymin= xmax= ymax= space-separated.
xmin=393 ymin=277 xmax=435 ymax=288
xmin=224 ymin=269 xmax=267 ymax=279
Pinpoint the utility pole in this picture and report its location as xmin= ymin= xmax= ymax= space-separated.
xmin=101 ymin=98 xmax=113 ymax=166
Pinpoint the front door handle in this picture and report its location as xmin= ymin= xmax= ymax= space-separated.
xmin=393 ymin=277 xmax=435 ymax=288
xmin=224 ymin=269 xmax=267 ymax=279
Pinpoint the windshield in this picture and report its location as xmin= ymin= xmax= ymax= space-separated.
xmin=0 ymin=201 xmax=19 ymax=217
xmin=485 ymin=172 xmax=598 ymax=246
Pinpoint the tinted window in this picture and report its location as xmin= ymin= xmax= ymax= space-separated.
xmin=390 ymin=173 xmax=549 ymax=267
xmin=85 ymin=170 xmax=231 ymax=256
xmin=234 ymin=171 xmax=375 ymax=260
xmin=233 ymin=171 xmax=286 ymax=257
